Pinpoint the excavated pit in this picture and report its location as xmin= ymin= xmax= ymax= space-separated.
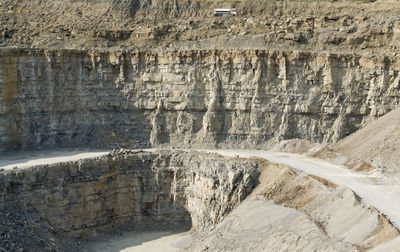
xmin=2 ymin=0 xmax=400 ymax=250
xmin=0 ymin=150 xmax=259 ymax=251
xmin=1 ymin=149 xmax=399 ymax=251
xmin=1 ymin=30 xmax=400 ymax=252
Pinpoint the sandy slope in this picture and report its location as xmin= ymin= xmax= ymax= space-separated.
xmin=200 ymin=149 xmax=400 ymax=231
xmin=188 ymin=198 xmax=355 ymax=252
xmin=188 ymin=155 xmax=399 ymax=251
xmin=332 ymin=106 xmax=400 ymax=178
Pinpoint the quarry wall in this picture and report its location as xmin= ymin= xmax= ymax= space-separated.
xmin=1 ymin=49 xmax=400 ymax=151
xmin=0 ymin=150 xmax=259 ymax=238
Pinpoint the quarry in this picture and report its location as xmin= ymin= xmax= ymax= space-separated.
xmin=2 ymin=0 xmax=400 ymax=251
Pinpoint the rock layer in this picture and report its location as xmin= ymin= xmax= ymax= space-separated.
xmin=2 ymin=0 xmax=400 ymax=52
xmin=0 ymin=150 xmax=259 ymax=238
xmin=1 ymin=49 xmax=400 ymax=151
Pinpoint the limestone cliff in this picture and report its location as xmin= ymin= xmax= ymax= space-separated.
xmin=0 ymin=150 xmax=259 ymax=238
xmin=1 ymin=49 xmax=400 ymax=151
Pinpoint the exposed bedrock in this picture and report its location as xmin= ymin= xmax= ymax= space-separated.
xmin=1 ymin=49 xmax=400 ymax=151
xmin=0 ymin=150 xmax=259 ymax=239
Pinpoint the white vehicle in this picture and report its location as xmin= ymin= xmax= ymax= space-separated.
xmin=214 ymin=8 xmax=237 ymax=17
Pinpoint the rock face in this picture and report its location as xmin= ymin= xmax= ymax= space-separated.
xmin=0 ymin=150 xmax=259 ymax=239
xmin=1 ymin=49 xmax=400 ymax=151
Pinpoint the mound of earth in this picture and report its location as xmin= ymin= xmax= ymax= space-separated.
xmin=188 ymin=160 xmax=400 ymax=251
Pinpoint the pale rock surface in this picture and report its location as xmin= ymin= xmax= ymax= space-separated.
xmin=0 ymin=150 xmax=259 ymax=239
xmin=1 ymin=49 xmax=400 ymax=151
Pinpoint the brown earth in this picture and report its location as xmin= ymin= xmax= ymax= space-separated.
xmin=0 ymin=0 xmax=400 ymax=54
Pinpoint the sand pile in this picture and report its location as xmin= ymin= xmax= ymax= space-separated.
xmin=187 ymin=161 xmax=400 ymax=251
xmin=332 ymin=106 xmax=400 ymax=179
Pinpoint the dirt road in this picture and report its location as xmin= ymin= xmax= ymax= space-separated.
xmin=0 ymin=149 xmax=109 ymax=170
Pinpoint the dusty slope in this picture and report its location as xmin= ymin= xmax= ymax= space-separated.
xmin=202 ymin=149 xmax=400 ymax=230
xmin=188 ymin=161 xmax=399 ymax=251
xmin=332 ymin=106 xmax=400 ymax=178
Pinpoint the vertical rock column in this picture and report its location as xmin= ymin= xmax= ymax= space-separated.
xmin=0 ymin=54 xmax=20 ymax=151
xmin=150 ymin=99 xmax=166 ymax=145
xmin=197 ymin=63 xmax=223 ymax=147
